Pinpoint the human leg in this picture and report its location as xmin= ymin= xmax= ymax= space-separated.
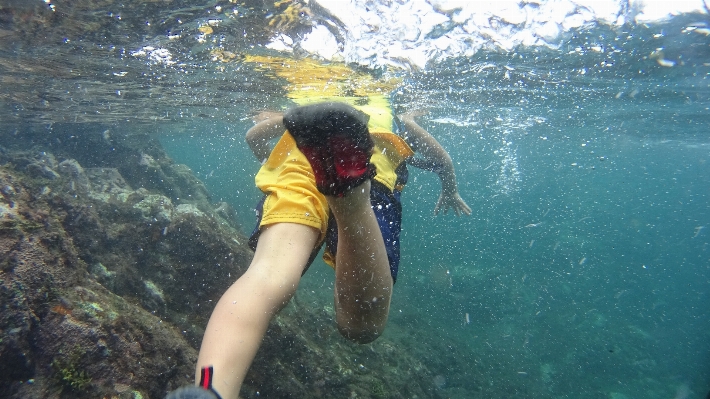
xmin=194 ymin=222 xmax=319 ymax=399
xmin=283 ymin=102 xmax=393 ymax=343
xmin=326 ymin=180 xmax=393 ymax=343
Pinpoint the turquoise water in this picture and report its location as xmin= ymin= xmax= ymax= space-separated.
xmin=156 ymin=17 xmax=710 ymax=398
xmin=3 ymin=0 xmax=705 ymax=396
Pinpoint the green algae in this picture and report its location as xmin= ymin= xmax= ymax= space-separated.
xmin=51 ymin=348 xmax=92 ymax=392
xmin=371 ymin=379 xmax=389 ymax=399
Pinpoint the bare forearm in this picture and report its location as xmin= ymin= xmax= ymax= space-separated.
xmin=245 ymin=116 xmax=285 ymax=162
xmin=399 ymin=115 xmax=458 ymax=192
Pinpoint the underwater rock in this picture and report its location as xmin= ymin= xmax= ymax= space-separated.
xmin=0 ymin=164 xmax=197 ymax=398
xmin=88 ymin=262 xmax=116 ymax=291
xmin=213 ymin=201 xmax=238 ymax=226
xmin=26 ymin=162 xmax=61 ymax=181
xmin=49 ymin=162 xmax=250 ymax=332
xmin=0 ymin=279 xmax=36 ymax=384
xmin=2 ymin=150 xmax=60 ymax=181
xmin=0 ymin=129 xmax=241 ymax=398
xmin=174 ymin=203 xmax=205 ymax=218
xmin=133 ymin=194 xmax=174 ymax=223
xmin=85 ymin=167 xmax=132 ymax=202
xmin=0 ymin=127 xmax=212 ymax=210
xmin=57 ymin=159 xmax=92 ymax=194
xmin=142 ymin=279 xmax=166 ymax=312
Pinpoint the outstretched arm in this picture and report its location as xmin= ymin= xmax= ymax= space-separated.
xmin=399 ymin=113 xmax=472 ymax=216
xmin=245 ymin=112 xmax=286 ymax=163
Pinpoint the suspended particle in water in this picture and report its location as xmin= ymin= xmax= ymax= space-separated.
xmin=656 ymin=58 xmax=675 ymax=67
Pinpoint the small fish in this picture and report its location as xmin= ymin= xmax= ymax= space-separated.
xmin=51 ymin=304 xmax=72 ymax=316
xmin=693 ymin=226 xmax=705 ymax=238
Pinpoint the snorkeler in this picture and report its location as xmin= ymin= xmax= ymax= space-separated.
xmin=166 ymin=101 xmax=470 ymax=399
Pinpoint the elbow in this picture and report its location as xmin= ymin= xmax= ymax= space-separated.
xmin=245 ymin=128 xmax=267 ymax=151
xmin=245 ymin=126 xmax=259 ymax=144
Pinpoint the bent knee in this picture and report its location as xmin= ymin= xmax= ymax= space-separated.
xmin=337 ymin=323 xmax=385 ymax=344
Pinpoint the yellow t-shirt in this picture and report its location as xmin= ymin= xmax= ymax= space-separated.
xmin=253 ymin=100 xmax=414 ymax=240
xmin=285 ymin=95 xmax=414 ymax=191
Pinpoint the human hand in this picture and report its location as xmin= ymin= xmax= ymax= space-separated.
xmin=252 ymin=110 xmax=283 ymax=124
xmin=434 ymin=190 xmax=472 ymax=216
xmin=400 ymin=109 xmax=429 ymax=120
